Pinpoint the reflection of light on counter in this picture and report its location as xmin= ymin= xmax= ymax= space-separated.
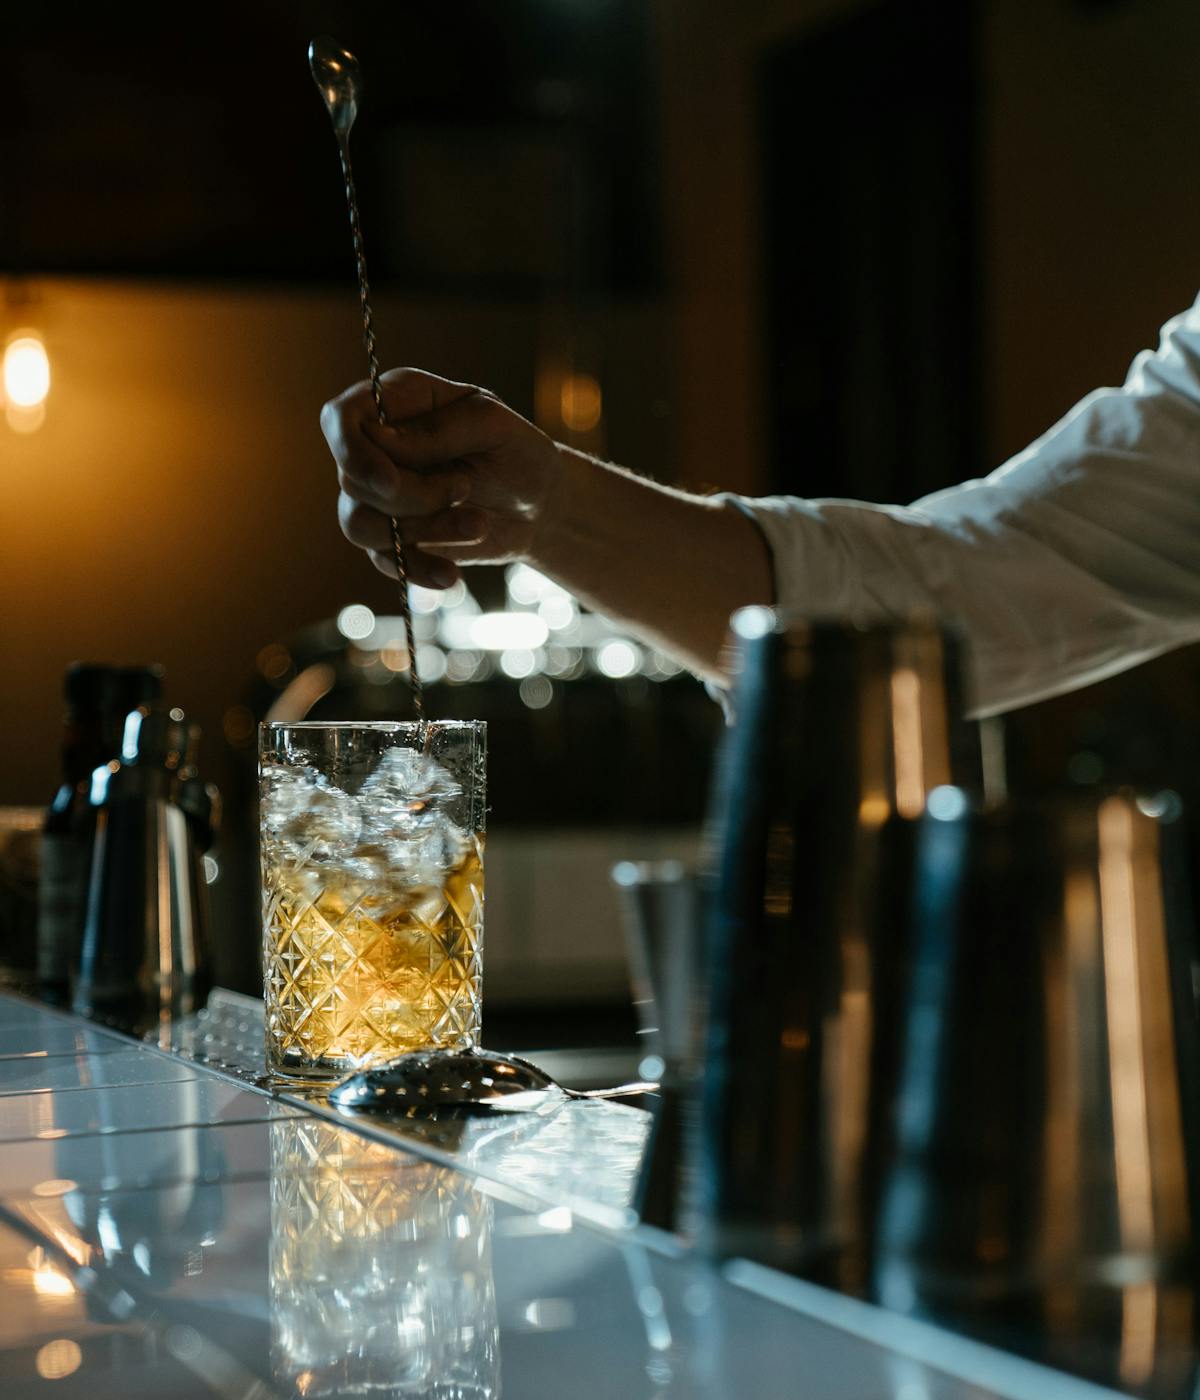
xmin=32 ymin=1178 xmax=77 ymax=1198
xmin=522 ymin=1297 xmax=577 ymax=1330
xmin=536 ymin=1206 xmax=573 ymax=1232
xmin=337 ymin=603 xmax=376 ymax=641
xmin=36 ymin=1338 xmax=82 ymax=1379
xmin=637 ymin=1285 xmax=670 ymax=1348
xmin=28 ymin=1248 xmax=74 ymax=1298
xmin=43 ymin=1225 xmax=89 ymax=1268
xmin=682 ymin=1281 xmax=712 ymax=1316
xmin=646 ymin=1355 xmax=674 ymax=1385
xmin=97 ymin=1207 xmax=124 ymax=1259
xmin=166 ymin=1324 xmax=203 ymax=1361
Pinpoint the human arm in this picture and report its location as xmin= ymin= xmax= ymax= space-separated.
xmin=323 ymin=295 xmax=1200 ymax=714
xmin=321 ymin=373 xmax=772 ymax=683
xmin=727 ymin=295 xmax=1200 ymax=713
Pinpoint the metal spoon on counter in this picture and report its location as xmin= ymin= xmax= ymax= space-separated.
xmin=330 ymin=1047 xmax=659 ymax=1117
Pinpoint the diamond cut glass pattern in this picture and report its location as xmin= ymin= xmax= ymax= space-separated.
xmin=260 ymin=722 xmax=486 ymax=1077
xmin=270 ymin=1118 xmax=499 ymax=1398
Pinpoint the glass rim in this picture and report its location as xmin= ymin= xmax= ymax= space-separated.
xmin=259 ymin=719 xmax=485 ymax=732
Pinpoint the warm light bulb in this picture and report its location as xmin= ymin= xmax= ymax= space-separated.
xmin=4 ymin=331 xmax=50 ymax=408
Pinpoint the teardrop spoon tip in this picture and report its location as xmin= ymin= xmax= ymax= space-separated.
xmin=308 ymin=35 xmax=361 ymax=139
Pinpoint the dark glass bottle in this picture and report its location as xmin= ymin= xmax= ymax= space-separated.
xmin=37 ymin=663 xmax=163 ymax=1005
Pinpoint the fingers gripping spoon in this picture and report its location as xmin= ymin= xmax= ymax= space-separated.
xmin=309 ymin=35 xmax=424 ymax=724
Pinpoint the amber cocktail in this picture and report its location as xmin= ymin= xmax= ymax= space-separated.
xmin=260 ymin=720 xmax=486 ymax=1079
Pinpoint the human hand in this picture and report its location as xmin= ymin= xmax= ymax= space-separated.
xmin=321 ymin=368 xmax=562 ymax=589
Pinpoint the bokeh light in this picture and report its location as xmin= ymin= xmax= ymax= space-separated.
xmin=3 ymin=333 xmax=50 ymax=408
xmin=36 ymin=1339 xmax=81 ymax=1379
xmin=519 ymin=675 xmax=554 ymax=709
xmin=595 ymin=639 xmax=640 ymax=679
xmin=336 ymin=604 xmax=376 ymax=641
xmin=560 ymin=372 xmax=603 ymax=432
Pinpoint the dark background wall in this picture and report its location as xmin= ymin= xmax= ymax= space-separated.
xmin=5 ymin=0 xmax=1200 ymax=975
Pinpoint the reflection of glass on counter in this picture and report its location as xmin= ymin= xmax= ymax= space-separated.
xmin=270 ymin=1119 xmax=500 ymax=1398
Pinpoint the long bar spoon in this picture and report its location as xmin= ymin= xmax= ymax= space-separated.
xmin=308 ymin=42 xmax=658 ymax=1117
xmin=309 ymin=34 xmax=424 ymax=722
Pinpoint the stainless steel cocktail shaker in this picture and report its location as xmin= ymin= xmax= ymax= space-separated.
xmin=697 ymin=610 xmax=970 ymax=1291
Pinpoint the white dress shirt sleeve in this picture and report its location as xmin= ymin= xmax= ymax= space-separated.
xmin=721 ymin=294 xmax=1200 ymax=716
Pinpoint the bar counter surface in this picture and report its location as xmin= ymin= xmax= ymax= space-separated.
xmin=0 ymin=992 xmax=1126 ymax=1399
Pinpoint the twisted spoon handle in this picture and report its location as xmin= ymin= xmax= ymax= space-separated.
xmin=336 ymin=139 xmax=425 ymax=725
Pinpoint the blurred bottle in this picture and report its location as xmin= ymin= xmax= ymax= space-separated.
xmin=75 ymin=703 xmax=213 ymax=1034
xmin=37 ymin=663 xmax=163 ymax=1005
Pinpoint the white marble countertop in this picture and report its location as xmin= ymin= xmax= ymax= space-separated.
xmin=0 ymin=992 xmax=1128 ymax=1400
